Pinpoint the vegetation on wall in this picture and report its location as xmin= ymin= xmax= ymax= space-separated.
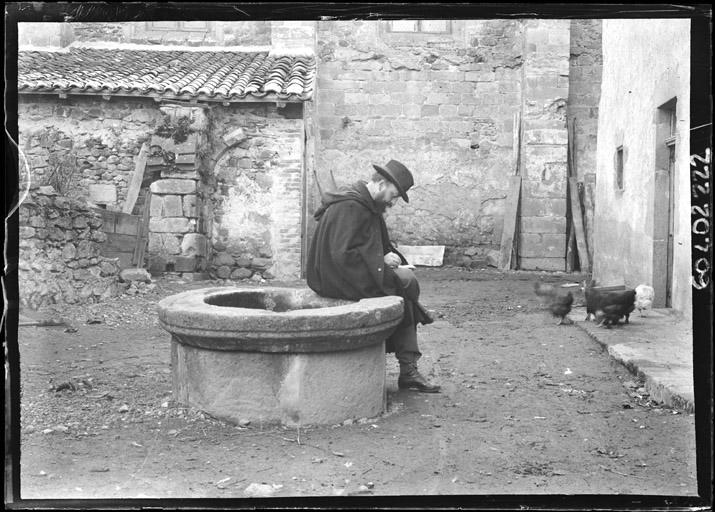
xmin=35 ymin=127 xmax=80 ymax=196
xmin=155 ymin=114 xmax=194 ymax=144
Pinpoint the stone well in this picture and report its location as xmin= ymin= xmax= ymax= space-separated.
xmin=157 ymin=287 xmax=404 ymax=426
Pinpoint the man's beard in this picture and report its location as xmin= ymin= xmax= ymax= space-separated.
xmin=375 ymin=197 xmax=394 ymax=212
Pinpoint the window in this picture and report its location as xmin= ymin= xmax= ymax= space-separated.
xmin=388 ymin=20 xmax=450 ymax=33
xmin=665 ymin=107 xmax=677 ymax=171
xmin=615 ymin=146 xmax=624 ymax=190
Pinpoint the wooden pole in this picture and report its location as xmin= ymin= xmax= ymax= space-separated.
xmin=498 ymin=110 xmax=523 ymax=270
xmin=123 ymin=143 xmax=149 ymax=214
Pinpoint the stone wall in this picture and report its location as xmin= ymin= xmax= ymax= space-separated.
xmin=207 ymin=104 xmax=305 ymax=281
xmin=27 ymin=21 xmax=281 ymax=48
xmin=18 ymin=186 xmax=123 ymax=308
xmin=311 ymin=20 xmax=526 ymax=263
xmin=145 ymin=104 xmax=211 ymax=276
xmin=568 ymin=19 xmax=603 ymax=259
xmin=517 ymin=20 xmax=570 ymax=271
xmin=71 ymin=22 xmax=127 ymax=42
xmin=18 ymin=95 xmax=162 ymax=209
xmin=594 ymin=19 xmax=691 ymax=317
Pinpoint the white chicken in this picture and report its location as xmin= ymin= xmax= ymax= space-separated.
xmin=635 ymin=284 xmax=654 ymax=316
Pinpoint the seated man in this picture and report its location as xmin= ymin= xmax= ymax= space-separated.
xmin=306 ymin=159 xmax=440 ymax=393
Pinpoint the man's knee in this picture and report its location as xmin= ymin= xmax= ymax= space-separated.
xmin=393 ymin=267 xmax=420 ymax=299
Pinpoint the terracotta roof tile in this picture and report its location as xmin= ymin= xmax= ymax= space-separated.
xmin=18 ymin=48 xmax=316 ymax=101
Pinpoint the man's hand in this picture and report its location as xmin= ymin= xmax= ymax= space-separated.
xmin=384 ymin=252 xmax=401 ymax=269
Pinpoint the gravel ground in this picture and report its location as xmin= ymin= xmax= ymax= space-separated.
xmin=15 ymin=267 xmax=697 ymax=500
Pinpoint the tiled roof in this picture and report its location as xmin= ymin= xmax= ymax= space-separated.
xmin=18 ymin=48 xmax=316 ymax=101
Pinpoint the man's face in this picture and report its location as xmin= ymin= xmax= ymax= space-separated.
xmin=377 ymin=181 xmax=401 ymax=208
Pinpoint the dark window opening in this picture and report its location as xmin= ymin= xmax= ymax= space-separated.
xmin=615 ymin=146 xmax=624 ymax=191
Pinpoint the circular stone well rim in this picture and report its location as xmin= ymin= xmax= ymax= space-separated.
xmin=158 ymin=286 xmax=405 ymax=353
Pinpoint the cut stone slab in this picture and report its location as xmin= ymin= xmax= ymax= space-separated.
xmin=88 ymin=184 xmax=117 ymax=204
xmin=150 ymin=179 xmax=197 ymax=195
xmin=395 ymin=245 xmax=445 ymax=267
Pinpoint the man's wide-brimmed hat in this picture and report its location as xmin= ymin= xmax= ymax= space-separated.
xmin=372 ymin=159 xmax=414 ymax=203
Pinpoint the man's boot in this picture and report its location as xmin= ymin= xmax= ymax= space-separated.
xmin=397 ymin=352 xmax=440 ymax=393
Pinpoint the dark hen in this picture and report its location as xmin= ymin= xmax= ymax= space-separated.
xmin=582 ymin=279 xmax=598 ymax=321
xmin=594 ymin=289 xmax=636 ymax=328
xmin=534 ymin=282 xmax=574 ymax=325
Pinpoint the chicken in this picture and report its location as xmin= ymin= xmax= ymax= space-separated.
xmin=534 ymin=282 xmax=574 ymax=325
xmin=582 ymin=279 xmax=598 ymax=321
xmin=594 ymin=289 xmax=636 ymax=328
xmin=635 ymin=284 xmax=654 ymax=316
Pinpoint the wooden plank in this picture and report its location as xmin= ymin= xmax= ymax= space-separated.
xmin=122 ymin=142 xmax=149 ymax=214
xmin=565 ymin=221 xmax=576 ymax=272
xmin=133 ymin=190 xmax=152 ymax=267
xmin=512 ymin=110 xmax=521 ymax=173
xmin=498 ymin=175 xmax=522 ymax=270
xmin=115 ymin=213 xmax=141 ymax=235
xmin=102 ymin=233 xmax=138 ymax=253
xmin=567 ymin=118 xmax=576 ymax=178
xmin=568 ymin=177 xmax=591 ymax=272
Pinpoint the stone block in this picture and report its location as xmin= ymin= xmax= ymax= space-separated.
xmin=161 ymin=167 xmax=200 ymax=179
xmin=235 ymin=256 xmax=252 ymax=268
xmin=150 ymin=179 xmax=197 ymax=195
xmin=149 ymin=217 xmax=191 ymax=233
xmin=523 ymin=175 xmax=568 ymax=198
xmin=62 ymin=243 xmax=77 ymax=260
xmin=162 ymin=195 xmax=184 ymax=217
xmin=174 ymin=256 xmax=198 ymax=273
xmin=214 ymin=252 xmax=235 ymax=267
xmin=183 ymin=194 xmax=199 ymax=217
xmin=150 ymin=195 xmax=164 ymax=217
xmin=520 ymin=197 xmax=567 ymax=217
xmin=519 ymin=257 xmax=565 ymax=272
xmin=521 ymin=216 xmax=567 ymax=234
xmin=215 ymin=265 xmax=232 ymax=279
xmin=88 ymin=184 xmax=117 ymax=204
xmin=524 ymin=129 xmax=568 ymax=145
xmin=181 ymin=233 xmax=208 ymax=257
xmin=520 ymin=233 xmax=567 ymax=258
xmin=230 ymin=267 xmax=254 ymax=280
xmin=250 ymin=257 xmax=272 ymax=270
xmin=148 ymin=233 xmax=181 ymax=255
xmin=148 ymin=256 xmax=167 ymax=276
xmin=120 ymin=268 xmax=152 ymax=283
xmin=72 ymin=216 xmax=88 ymax=229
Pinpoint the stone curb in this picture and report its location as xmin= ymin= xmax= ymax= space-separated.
xmin=569 ymin=307 xmax=694 ymax=413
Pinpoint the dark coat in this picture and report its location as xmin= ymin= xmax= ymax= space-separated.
xmin=306 ymin=181 xmax=429 ymax=327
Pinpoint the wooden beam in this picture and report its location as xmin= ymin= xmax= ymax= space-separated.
xmin=133 ymin=190 xmax=152 ymax=268
xmin=565 ymin=221 xmax=576 ymax=272
xmin=498 ymin=174 xmax=522 ymax=270
xmin=122 ymin=143 xmax=149 ymax=214
xmin=569 ymin=177 xmax=591 ymax=272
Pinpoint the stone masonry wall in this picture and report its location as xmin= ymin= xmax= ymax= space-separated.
xmin=18 ymin=186 xmax=123 ymax=308
xmin=207 ymin=104 xmax=305 ymax=281
xmin=311 ymin=20 xmax=525 ymax=265
xmin=18 ymin=95 xmax=163 ymax=209
xmin=51 ymin=22 xmax=273 ymax=47
xmin=517 ymin=20 xmax=571 ymax=271
xmin=568 ymin=19 xmax=603 ymax=257
xmin=146 ymin=104 xmax=211 ymax=276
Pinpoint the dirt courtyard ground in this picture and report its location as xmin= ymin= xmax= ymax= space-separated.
xmin=15 ymin=267 xmax=697 ymax=500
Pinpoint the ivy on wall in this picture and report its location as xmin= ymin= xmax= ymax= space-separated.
xmin=155 ymin=114 xmax=194 ymax=144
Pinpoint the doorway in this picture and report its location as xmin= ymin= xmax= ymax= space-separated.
xmin=653 ymin=98 xmax=677 ymax=308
